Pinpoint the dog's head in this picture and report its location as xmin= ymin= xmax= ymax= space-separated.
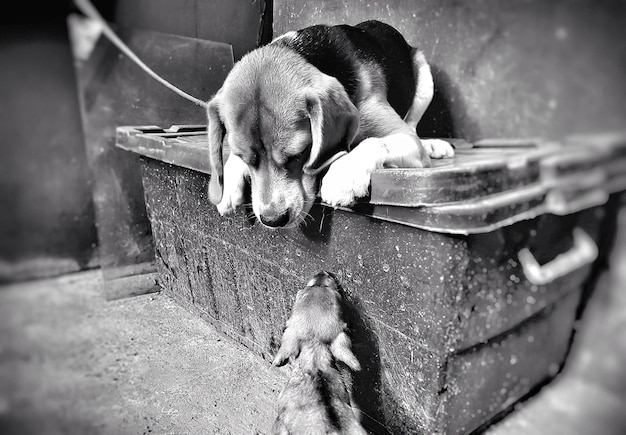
xmin=272 ymin=271 xmax=361 ymax=371
xmin=207 ymin=45 xmax=359 ymax=228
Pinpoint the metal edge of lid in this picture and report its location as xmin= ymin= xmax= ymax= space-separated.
xmin=115 ymin=125 xmax=626 ymax=234
xmin=337 ymin=182 xmax=548 ymax=235
xmin=116 ymin=125 xmax=214 ymax=174
xmin=369 ymin=143 xmax=560 ymax=206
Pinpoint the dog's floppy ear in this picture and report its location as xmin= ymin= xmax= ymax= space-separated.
xmin=272 ymin=327 xmax=301 ymax=367
xmin=207 ymin=95 xmax=226 ymax=205
xmin=330 ymin=331 xmax=361 ymax=371
xmin=304 ymin=75 xmax=360 ymax=171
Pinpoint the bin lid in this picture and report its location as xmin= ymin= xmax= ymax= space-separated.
xmin=116 ymin=125 xmax=626 ymax=234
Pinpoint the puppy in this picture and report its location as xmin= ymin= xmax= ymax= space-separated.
xmin=272 ymin=271 xmax=366 ymax=435
xmin=207 ymin=20 xmax=454 ymax=228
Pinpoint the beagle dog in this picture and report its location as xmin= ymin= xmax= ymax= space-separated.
xmin=207 ymin=20 xmax=454 ymax=228
xmin=272 ymin=271 xmax=366 ymax=435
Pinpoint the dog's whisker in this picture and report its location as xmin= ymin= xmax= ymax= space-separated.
xmin=291 ymin=212 xmax=310 ymax=229
xmin=299 ymin=209 xmax=315 ymax=224
xmin=285 ymin=220 xmax=300 ymax=230
xmin=298 ymin=215 xmax=313 ymax=228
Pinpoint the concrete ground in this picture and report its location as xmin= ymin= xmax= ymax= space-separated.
xmin=0 ymin=272 xmax=285 ymax=435
xmin=1 ymin=209 xmax=625 ymax=435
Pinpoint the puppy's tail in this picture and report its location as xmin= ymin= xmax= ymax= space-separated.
xmin=404 ymin=49 xmax=434 ymax=130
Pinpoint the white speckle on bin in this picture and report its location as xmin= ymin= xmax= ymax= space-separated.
xmin=555 ymin=27 xmax=569 ymax=40
xmin=549 ymin=363 xmax=560 ymax=376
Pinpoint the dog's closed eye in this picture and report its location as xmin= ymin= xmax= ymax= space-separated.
xmin=285 ymin=147 xmax=310 ymax=169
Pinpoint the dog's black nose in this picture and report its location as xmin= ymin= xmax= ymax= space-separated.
xmin=307 ymin=271 xmax=337 ymax=288
xmin=259 ymin=211 xmax=290 ymax=228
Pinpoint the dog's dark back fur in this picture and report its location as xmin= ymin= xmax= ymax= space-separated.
xmin=271 ymin=20 xmax=416 ymax=118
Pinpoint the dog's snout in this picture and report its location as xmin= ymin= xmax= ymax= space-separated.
xmin=259 ymin=210 xmax=290 ymax=228
xmin=313 ymin=271 xmax=331 ymax=281
xmin=307 ymin=271 xmax=337 ymax=288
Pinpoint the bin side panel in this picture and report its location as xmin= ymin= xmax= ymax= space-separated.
xmin=440 ymin=288 xmax=582 ymax=433
xmin=449 ymin=211 xmax=600 ymax=350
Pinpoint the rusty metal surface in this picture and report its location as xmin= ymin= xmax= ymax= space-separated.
xmin=139 ymin=158 xmax=600 ymax=433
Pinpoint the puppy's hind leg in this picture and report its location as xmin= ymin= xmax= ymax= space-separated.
xmin=216 ymin=154 xmax=249 ymax=216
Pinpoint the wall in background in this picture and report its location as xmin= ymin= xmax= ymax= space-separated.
xmin=115 ymin=0 xmax=270 ymax=60
xmin=0 ymin=19 xmax=99 ymax=281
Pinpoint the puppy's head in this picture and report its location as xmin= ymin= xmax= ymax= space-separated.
xmin=272 ymin=271 xmax=361 ymax=371
xmin=207 ymin=45 xmax=359 ymax=228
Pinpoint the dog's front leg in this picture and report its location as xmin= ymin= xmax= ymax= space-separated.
xmin=320 ymin=134 xmax=454 ymax=207
xmin=319 ymin=134 xmax=419 ymax=207
xmin=216 ymin=154 xmax=249 ymax=215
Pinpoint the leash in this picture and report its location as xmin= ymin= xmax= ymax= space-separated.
xmin=73 ymin=0 xmax=209 ymax=109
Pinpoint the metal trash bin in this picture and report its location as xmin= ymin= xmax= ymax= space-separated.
xmin=117 ymin=126 xmax=626 ymax=433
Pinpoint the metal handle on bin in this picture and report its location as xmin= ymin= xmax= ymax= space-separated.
xmin=518 ymin=228 xmax=598 ymax=286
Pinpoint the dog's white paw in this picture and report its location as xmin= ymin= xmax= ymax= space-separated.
xmin=320 ymin=141 xmax=379 ymax=207
xmin=215 ymin=155 xmax=248 ymax=216
xmin=422 ymin=138 xmax=455 ymax=159
xmin=216 ymin=191 xmax=243 ymax=216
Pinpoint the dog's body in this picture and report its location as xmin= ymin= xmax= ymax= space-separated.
xmin=207 ymin=20 xmax=454 ymax=228
xmin=272 ymin=272 xmax=366 ymax=435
